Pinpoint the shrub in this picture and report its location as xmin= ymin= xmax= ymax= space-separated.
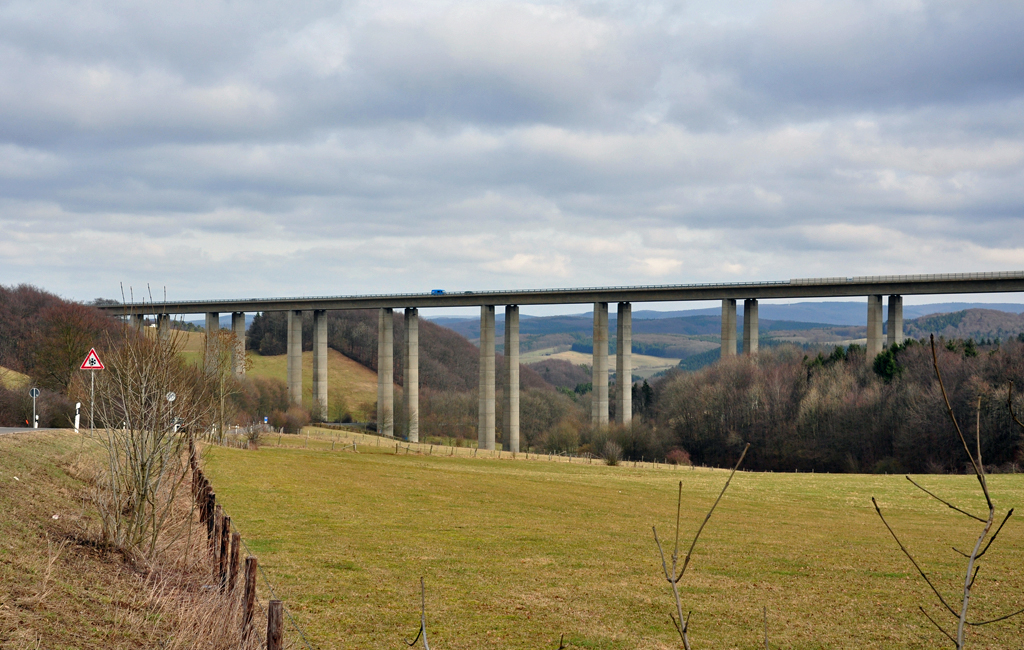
xmin=665 ymin=448 xmax=691 ymax=466
xmin=270 ymin=406 xmax=310 ymax=433
xmin=602 ymin=441 xmax=622 ymax=466
xmin=872 ymin=457 xmax=904 ymax=475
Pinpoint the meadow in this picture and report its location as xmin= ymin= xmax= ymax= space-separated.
xmin=175 ymin=331 xmax=380 ymax=421
xmin=519 ymin=347 xmax=681 ymax=380
xmin=203 ymin=431 xmax=1024 ymax=649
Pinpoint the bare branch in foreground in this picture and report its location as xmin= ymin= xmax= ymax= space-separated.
xmin=405 ymin=577 xmax=430 ymax=650
xmin=763 ymin=606 xmax=769 ymax=650
xmin=920 ymin=606 xmax=957 ymax=645
xmin=653 ymin=443 xmax=749 ymax=649
xmin=872 ymin=498 xmax=958 ymax=619
xmin=905 ymin=476 xmax=985 ymax=523
xmin=875 ymin=336 xmax=1023 ymax=648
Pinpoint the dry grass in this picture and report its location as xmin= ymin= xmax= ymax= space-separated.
xmin=203 ymin=435 xmax=1024 ymax=649
xmin=248 ymin=348 xmax=380 ymax=422
xmin=0 ymin=364 xmax=30 ymax=390
xmin=0 ymin=431 xmax=268 ymax=649
xmin=520 ymin=348 xmax=681 ymax=379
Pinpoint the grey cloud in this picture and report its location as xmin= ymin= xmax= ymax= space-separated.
xmin=1 ymin=0 xmax=1023 ymax=302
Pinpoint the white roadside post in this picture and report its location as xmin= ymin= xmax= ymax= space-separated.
xmin=74 ymin=402 xmax=81 ymax=433
xmin=80 ymin=348 xmax=105 ymax=434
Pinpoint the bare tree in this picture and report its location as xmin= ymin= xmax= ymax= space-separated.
xmin=653 ymin=443 xmax=749 ymax=649
xmin=90 ymin=323 xmax=215 ymax=559
xmin=204 ymin=327 xmax=250 ymax=442
xmin=872 ymin=335 xmax=1024 ymax=648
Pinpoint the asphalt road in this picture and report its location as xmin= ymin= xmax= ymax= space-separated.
xmin=0 ymin=427 xmax=66 ymax=435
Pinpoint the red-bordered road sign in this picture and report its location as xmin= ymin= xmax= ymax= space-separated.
xmin=81 ymin=348 xmax=105 ymax=370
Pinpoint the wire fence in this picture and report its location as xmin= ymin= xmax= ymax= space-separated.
xmin=191 ymin=456 xmax=319 ymax=650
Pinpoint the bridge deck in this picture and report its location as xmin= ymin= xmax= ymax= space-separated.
xmin=97 ymin=271 xmax=1024 ymax=315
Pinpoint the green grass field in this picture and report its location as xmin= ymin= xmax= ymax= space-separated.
xmin=203 ymin=433 xmax=1024 ymax=649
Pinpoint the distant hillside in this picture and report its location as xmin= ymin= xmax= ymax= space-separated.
xmin=905 ymin=309 xmax=1024 ymax=341
xmin=433 ymin=300 xmax=1024 ymax=331
xmin=246 ymin=310 xmax=553 ymax=394
xmin=528 ymin=359 xmax=591 ymax=390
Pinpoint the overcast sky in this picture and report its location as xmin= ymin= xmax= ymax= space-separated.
xmin=2 ymin=0 xmax=1023 ymax=310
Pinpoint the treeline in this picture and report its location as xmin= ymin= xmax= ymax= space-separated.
xmin=0 ymin=285 xmax=124 ymax=427
xmin=650 ymin=338 xmax=1024 ymax=473
xmin=0 ymin=284 xmax=296 ymax=430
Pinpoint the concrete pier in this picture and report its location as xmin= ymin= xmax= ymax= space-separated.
xmin=132 ymin=314 xmax=145 ymax=331
xmin=503 ymin=305 xmax=520 ymax=453
xmin=231 ymin=312 xmax=246 ymax=377
xmin=205 ymin=312 xmax=220 ymax=373
xmin=743 ymin=299 xmax=759 ymax=355
xmin=592 ymin=302 xmax=609 ymax=426
xmin=404 ymin=308 xmax=419 ymax=442
xmin=478 ymin=305 xmax=496 ymax=450
xmin=867 ymin=295 xmax=883 ymax=360
xmin=616 ymin=302 xmax=632 ymax=426
xmin=157 ymin=314 xmax=170 ymax=341
xmin=287 ymin=310 xmax=303 ymax=406
xmin=721 ymin=299 xmax=737 ymax=357
xmin=377 ymin=308 xmax=394 ymax=436
xmin=312 ymin=310 xmax=328 ymax=421
xmin=887 ymin=295 xmax=904 ymax=347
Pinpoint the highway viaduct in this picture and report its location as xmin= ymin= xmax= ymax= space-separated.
xmin=98 ymin=271 xmax=1024 ymax=453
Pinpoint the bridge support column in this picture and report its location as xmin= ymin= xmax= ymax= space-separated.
xmin=478 ymin=306 xmax=496 ymax=450
xmin=132 ymin=314 xmax=145 ymax=331
xmin=887 ymin=295 xmax=904 ymax=347
xmin=616 ymin=302 xmax=631 ymax=426
xmin=503 ymin=305 xmax=519 ymax=452
xmin=867 ymin=295 xmax=883 ymax=361
xmin=404 ymin=309 xmax=419 ymax=442
xmin=721 ymin=299 xmax=737 ymax=357
xmin=743 ymin=299 xmax=759 ymax=355
xmin=232 ymin=312 xmax=246 ymax=377
xmin=592 ymin=302 xmax=609 ymax=426
xmin=312 ymin=310 xmax=328 ymax=421
xmin=157 ymin=314 xmax=170 ymax=341
xmin=205 ymin=312 xmax=220 ymax=373
xmin=287 ymin=310 xmax=303 ymax=406
xmin=377 ymin=308 xmax=394 ymax=436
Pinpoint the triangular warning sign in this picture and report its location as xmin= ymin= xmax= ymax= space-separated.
xmin=81 ymin=348 xmax=105 ymax=370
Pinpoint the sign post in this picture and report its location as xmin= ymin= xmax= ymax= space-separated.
xmin=29 ymin=387 xmax=40 ymax=428
xmin=80 ymin=349 xmax=105 ymax=433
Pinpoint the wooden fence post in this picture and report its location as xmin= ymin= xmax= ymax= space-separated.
xmin=229 ymin=531 xmax=241 ymax=592
xmin=267 ymin=599 xmax=284 ymax=650
xmin=211 ymin=503 xmax=222 ymax=560
xmin=242 ymin=556 xmax=258 ymax=641
xmin=219 ymin=515 xmax=231 ymax=591
xmin=197 ymin=481 xmax=205 ymax=520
